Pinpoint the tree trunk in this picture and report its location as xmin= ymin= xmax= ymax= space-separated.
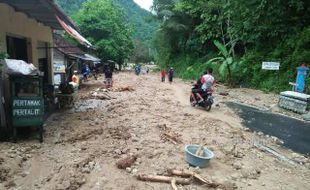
xmin=118 ymin=62 xmax=122 ymax=71
xmin=226 ymin=0 xmax=236 ymax=58
xmin=218 ymin=9 xmax=226 ymax=46
xmin=227 ymin=64 xmax=233 ymax=86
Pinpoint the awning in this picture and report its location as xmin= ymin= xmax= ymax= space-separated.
xmin=68 ymin=53 xmax=100 ymax=63
xmin=56 ymin=15 xmax=92 ymax=48
xmin=84 ymin=54 xmax=101 ymax=63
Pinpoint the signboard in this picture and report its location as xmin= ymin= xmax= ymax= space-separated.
xmin=12 ymin=99 xmax=43 ymax=117
xmin=54 ymin=74 xmax=62 ymax=86
xmin=54 ymin=63 xmax=66 ymax=73
xmin=262 ymin=62 xmax=280 ymax=70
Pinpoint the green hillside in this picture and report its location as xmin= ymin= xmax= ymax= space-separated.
xmin=55 ymin=0 xmax=158 ymax=43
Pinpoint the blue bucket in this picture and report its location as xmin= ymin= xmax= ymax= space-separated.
xmin=185 ymin=145 xmax=214 ymax=168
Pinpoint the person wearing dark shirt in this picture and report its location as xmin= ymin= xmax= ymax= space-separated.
xmin=105 ymin=67 xmax=113 ymax=88
xmin=168 ymin=67 xmax=174 ymax=83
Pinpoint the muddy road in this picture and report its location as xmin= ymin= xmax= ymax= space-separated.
xmin=0 ymin=72 xmax=309 ymax=190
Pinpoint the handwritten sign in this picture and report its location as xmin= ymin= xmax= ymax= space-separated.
xmin=262 ymin=62 xmax=280 ymax=70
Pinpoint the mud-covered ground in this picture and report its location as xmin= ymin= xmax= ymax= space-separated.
xmin=0 ymin=71 xmax=309 ymax=190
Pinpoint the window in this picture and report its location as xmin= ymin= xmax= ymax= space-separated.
xmin=6 ymin=36 xmax=28 ymax=62
xmin=15 ymin=81 xmax=40 ymax=97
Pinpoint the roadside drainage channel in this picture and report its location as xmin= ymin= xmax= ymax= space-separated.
xmin=226 ymin=102 xmax=310 ymax=155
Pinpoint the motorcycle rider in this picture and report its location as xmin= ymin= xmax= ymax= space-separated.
xmin=196 ymin=68 xmax=215 ymax=103
xmin=202 ymin=68 xmax=215 ymax=91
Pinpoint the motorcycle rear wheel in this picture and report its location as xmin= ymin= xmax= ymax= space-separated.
xmin=205 ymin=105 xmax=212 ymax=111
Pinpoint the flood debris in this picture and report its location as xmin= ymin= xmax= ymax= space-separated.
xmin=157 ymin=124 xmax=182 ymax=144
xmin=110 ymin=86 xmax=135 ymax=92
xmin=168 ymin=169 xmax=218 ymax=187
xmin=136 ymin=174 xmax=191 ymax=185
xmin=254 ymin=143 xmax=297 ymax=165
xmin=137 ymin=169 xmax=235 ymax=190
xmin=90 ymin=91 xmax=113 ymax=100
xmin=219 ymin=92 xmax=229 ymax=96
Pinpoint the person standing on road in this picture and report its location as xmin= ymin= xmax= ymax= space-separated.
xmin=72 ymin=70 xmax=79 ymax=85
xmin=161 ymin=69 xmax=166 ymax=82
xmin=104 ymin=67 xmax=113 ymax=88
xmin=83 ymin=64 xmax=91 ymax=82
xmin=168 ymin=67 xmax=174 ymax=83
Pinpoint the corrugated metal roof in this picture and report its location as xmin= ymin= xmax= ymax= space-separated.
xmin=53 ymin=34 xmax=85 ymax=55
xmin=0 ymin=0 xmax=79 ymax=30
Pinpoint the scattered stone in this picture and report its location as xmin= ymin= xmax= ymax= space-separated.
xmin=303 ymin=112 xmax=310 ymax=121
xmin=126 ymin=167 xmax=132 ymax=173
xmin=21 ymin=172 xmax=29 ymax=177
xmin=233 ymin=151 xmax=245 ymax=158
xmin=241 ymin=168 xmax=261 ymax=179
xmin=270 ymin=136 xmax=284 ymax=145
xmin=116 ymin=155 xmax=137 ymax=169
xmin=257 ymin=131 xmax=264 ymax=136
xmin=131 ymin=137 xmax=139 ymax=142
xmin=81 ymin=167 xmax=91 ymax=174
xmin=219 ymin=92 xmax=229 ymax=96
xmin=232 ymin=162 xmax=242 ymax=170
xmin=88 ymin=162 xmax=95 ymax=170
xmin=114 ymin=149 xmax=122 ymax=155
xmin=131 ymin=168 xmax=138 ymax=174
xmin=4 ymin=180 xmax=16 ymax=188
xmin=230 ymin=173 xmax=241 ymax=181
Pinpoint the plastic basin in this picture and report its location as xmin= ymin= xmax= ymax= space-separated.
xmin=185 ymin=144 xmax=214 ymax=168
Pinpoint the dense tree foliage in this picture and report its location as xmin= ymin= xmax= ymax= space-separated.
xmin=153 ymin=0 xmax=310 ymax=92
xmin=56 ymin=0 xmax=159 ymax=63
xmin=73 ymin=0 xmax=134 ymax=66
xmin=55 ymin=0 xmax=87 ymax=15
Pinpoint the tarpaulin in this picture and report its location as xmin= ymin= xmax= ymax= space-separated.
xmin=56 ymin=16 xmax=92 ymax=48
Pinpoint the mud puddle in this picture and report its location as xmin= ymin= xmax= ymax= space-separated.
xmin=227 ymin=102 xmax=310 ymax=155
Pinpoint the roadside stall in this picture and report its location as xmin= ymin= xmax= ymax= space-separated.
xmin=4 ymin=59 xmax=44 ymax=142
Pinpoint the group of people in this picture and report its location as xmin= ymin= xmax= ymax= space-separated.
xmin=71 ymin=64 xmax=92 ymax=87
xmin=134 ymin=65 xmax=150 ymax=75
xmin=161 ymin=67 xmax=174 ymax=83
xmin=71 ymin=63 xmax=114 ymax=88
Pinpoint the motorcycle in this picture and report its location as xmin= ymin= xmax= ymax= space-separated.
xmin=134 ymin=67 xmax=141 ymax=75
xmin=190 ymin=84 xmax=214 ymax=111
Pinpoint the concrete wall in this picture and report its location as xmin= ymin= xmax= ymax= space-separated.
xmin=0 ymin=3 xmax=54 ymax=84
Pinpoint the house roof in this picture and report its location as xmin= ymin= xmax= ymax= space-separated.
xmin=53 ymin=34 xmax=100 ymax=62
xmin=0 ymin=0 xmax=79 ymax=31
xmin=53 ymin=34 xmax=84 ymax=55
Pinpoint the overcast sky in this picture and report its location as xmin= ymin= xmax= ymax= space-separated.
xmin=133 ymin=0 xmax=153 ymax=11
